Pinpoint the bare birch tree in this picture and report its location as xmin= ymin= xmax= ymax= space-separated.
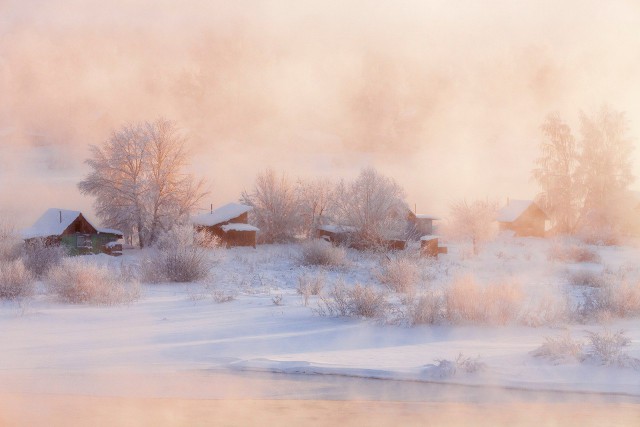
xmin=241 ymin=169 xmax=300 ymax=243
xmin=532 ymin=113 xmax=579 ymax=234
xmin=78 ymin=119 xmax=206 ymax=247
xmin=296 ymin=178 xmax=334 ymax=238
xmin=332 ymin=167 xmax=408 ymax=246
xmin=575 ymin=106 xmax=635 ymax=242
xmin=448 ymin=199 xmax=498 ymax=255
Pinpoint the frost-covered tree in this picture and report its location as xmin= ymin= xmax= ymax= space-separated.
xmin=78 ymin=119 xmax=206 ymax=248
xmin=532 ymin=113 xmax=579 ymax=234
xmin=296 ymin=178 xmax=334 ymax=238
xmin=448 ymin=199 xmax=498 ymax=255
xmin=241 ymin=169 xmax=300 ymax=243
xmin=332 ymin=167 xmax=408 ymax=246
xmin=575 ymin=107 xmax=635 ymax=242
xmin=532 ymin=107 xmax=636 ymax=242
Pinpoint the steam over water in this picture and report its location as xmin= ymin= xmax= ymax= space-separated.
xmin=1 ymin=0 xmax=639 ymax=224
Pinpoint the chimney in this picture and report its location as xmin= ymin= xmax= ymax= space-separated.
xmin=210 ymin=203 xmax=213 ymax=214
xmin=59 ymin=210 xmax=62 ymax=223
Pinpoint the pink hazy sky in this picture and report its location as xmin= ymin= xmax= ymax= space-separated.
xmin=1 ymin=0 xmax=639 ymax=226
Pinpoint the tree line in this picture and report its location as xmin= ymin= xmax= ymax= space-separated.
xmin=79 ymin=107 xmax=637 ymax=250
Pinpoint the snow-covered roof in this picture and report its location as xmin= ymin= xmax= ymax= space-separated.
xmin=22 ymin=208 xmax=94 ymax=239
xmin=496 ymin=200 xmax=535 ymax=223
xmin=420 ymin=235 xmax=440 ymax=241
xmin=97 ymin=227 xmax=124 ymax=236
xmin=221 ymin=223 xmax=259 ymax=232
xmin=415 ymin=214 xmax=440 ymax=220
xmin=192 ymin=203 xmax=253 ymax=227
xmin=317 ymin=224 xmax=358 ymax=234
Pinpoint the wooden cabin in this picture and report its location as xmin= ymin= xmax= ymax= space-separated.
xmin=496 ymin=200 xmax=548 ymax=237
xmin=406 ymin=212 xmax=440 ymax=240
xmin=22 ymin=208 xmax=123 ymax=255
xmin=192 ymin=203 xmax=259 ymax=248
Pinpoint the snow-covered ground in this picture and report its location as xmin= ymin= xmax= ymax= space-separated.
xmin=2 ymin=237 xmax=640 ymax=397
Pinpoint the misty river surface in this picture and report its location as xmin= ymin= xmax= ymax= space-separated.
xmin=2 ymin=370 xmax=639 ymax=426
xmin=2 ymin=368 xmax=639 ymax=404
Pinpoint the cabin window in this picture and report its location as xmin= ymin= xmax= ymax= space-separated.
xmin=76 ymin=235 xmax=92 ymax=249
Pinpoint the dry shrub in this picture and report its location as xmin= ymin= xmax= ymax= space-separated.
xmin=532 ymin=332 xmax=584 ymax=364
xmin=520 ymin=291 xmax=570 ymax=327
xmin=22 ymin=238 xmax=66 ymax=278
xmin=583 ymin=330 xmax=639 ymax=369
xmin=0 ymin=259 xmax=35 ymax=300
xmin=377 ymin=257 xmax=420 ymax=294
xmin=317 ymin=281 xmax=388 ymax=319
xmin=47 ymin=258 xmax=140 ymax=305
xmin=548 ymin=241 xmax=601 ymax=263
xmin=298 ymin=239 xmax=348 ymax=268
xmin=444 ymin=275 xmax=523 ymax=325
xmin=296 ymin=272 xmax=326 ymax=306
xmin=141 ymin=225 xmax=211 ymax=283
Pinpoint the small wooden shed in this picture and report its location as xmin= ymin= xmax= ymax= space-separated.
xmin=406 ymin=212 xmax=440 ymax=240
xmin=22 ymin=208 xmax=123 ymax=255
xmin=192 ymin=203 xmax=259 ymax=248
xmin=496 ymin=200 xmax=548 ymax=237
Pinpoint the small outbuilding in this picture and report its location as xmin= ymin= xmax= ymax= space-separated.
xmin=420 ymin=235 xmax=448 ymax=257
xmin=496 ymin=200 xmax=548 ymax=237
xmin=192 ymin=203 xmax=259 ymax=248
xmin=22 ymin=208 xmax=123 ymax=255
xmin=407 ymin=212 xmax=440 ymax=240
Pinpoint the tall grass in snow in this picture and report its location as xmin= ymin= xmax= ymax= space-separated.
xmin=0 ymin=259 xmax=35 ymax=300
xmin=47 ymin=258 xmax=140 ymax=305
xmin=444 ymin=275 xmax=523 ymax=325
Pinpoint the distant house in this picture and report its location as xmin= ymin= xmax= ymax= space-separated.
xmin=406 ymin=212 xmax=440 ymax=240
xmin=497 ymin=200 xmax=548 ymax=237
xmin=22 ymin=208 xmax=123 ymax=255
xmin=192 ymin=203 xmax=259 ymax=248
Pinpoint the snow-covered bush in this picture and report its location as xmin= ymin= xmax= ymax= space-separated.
xmin=532 ymin=333 xmax=584 ymax=364
xmin=298 ymin=239 xmax=348 ymax=268
xmin=296 ymin=272 xmax=325 ymax=306
xmin=377 ymin=256 xmax=420 ymax=294
xmin=141 ymin=225 xmax=211 ymax=283
xmin=0 ymin=220 xmax=22 ymax=262
xmin=582 ymin=330 xmax=639 ymax=369
xmin=47 ymin=258 xmax=140 ymax=305
xmin=567 ymin=270 xmax=609 ymax=288
xmin=317 ymin=281 xmax=388 ymax=319
xmin=574 ymin=280 xmax=640 ymax=321
xmin=22 ymin=238 xmax=66 ymax=278
xmin=0 ymin=259 xmax=35 ymax=300
xmin=425 ymin=353 xmax=486 ymax=379
xmin=444 ymin=275 xmax=523 ymax=325
xmin=548 ymin=241 xmax=601 ymax=263
xmin=403 ymin=291 xmax=443 ymax=326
